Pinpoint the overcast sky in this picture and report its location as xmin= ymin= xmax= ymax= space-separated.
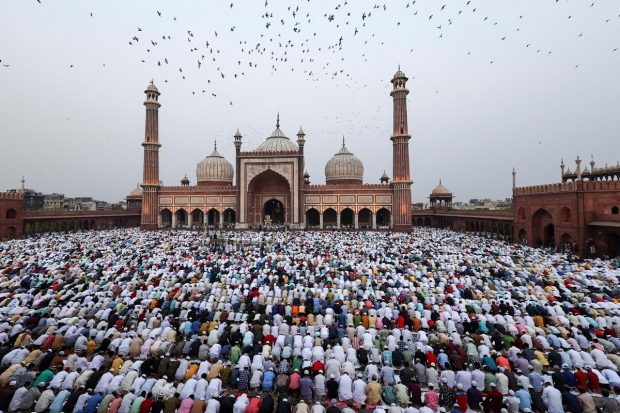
xmin=1 ymin=0 xmax=619 ymax=204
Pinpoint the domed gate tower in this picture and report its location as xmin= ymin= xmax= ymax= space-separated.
xmin=236 ymin=115 xmax=306 ymax=228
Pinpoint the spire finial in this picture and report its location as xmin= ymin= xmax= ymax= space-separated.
xmin=214 ymin=140 xmax=217 ymax=151
xmin=342 ymin=135 xmax=345 ymax=147
xmin=398 ymin=64 xmax=400 ymax=70
xmin=276 ymin=112 xmax=280 ymax=128
xmin=150 ymin=79 xmax=154 ymax=85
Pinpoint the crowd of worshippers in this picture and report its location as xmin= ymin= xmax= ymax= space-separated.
xmin=0 ymin=228 xmax=619 ymax=413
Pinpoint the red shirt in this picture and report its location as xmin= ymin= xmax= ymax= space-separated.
xmin=574 ymin=370 xmax=588 ymax=390
xmin=246 ymin=398 xmax=262 ymax=413
xmin=587 ymin=371 xmax=600 ymax=392
xmin=264 ymin=335 xmax=276 ymax=346
xmin=139 ymin=398 xmax=153 ymax=413
xmin=289 ymin=372 xmax=301 ymax=390
xmin=312 ymin=361 xmax=325 ymax=373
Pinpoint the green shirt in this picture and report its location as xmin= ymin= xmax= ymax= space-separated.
xmin=292 ymin=357 xmax=303 ymax=372
xmin=230 ymin=346 xmax=241 ymax=364
xmin=33 ymin=369 xmax=53 ymax=387
xmin=130 ymin=397 xmax=145 ymax=413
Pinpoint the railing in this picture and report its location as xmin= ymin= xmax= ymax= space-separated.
xmin=412 ymin=208 xmax=513 ymax=220
xmin=514 ymin=180 xmax=620 ymax=195
xmin=513 ymin=181 xmax=577 ymax=195
xmin=581 ymin=180 xmax=620 ymax=191
xmin=305 ymin=183 xmax=392 ymax=190
xmin=159 ymin=185 xmax=236 ymax=192
xmin=24 ymin=210 xmax=140 ymax=219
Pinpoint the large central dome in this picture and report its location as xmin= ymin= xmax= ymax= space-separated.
xmin=254 ymin=115 xmax=299 ymax=153
xmin=325 ymin=138 xmax=364 ymax=185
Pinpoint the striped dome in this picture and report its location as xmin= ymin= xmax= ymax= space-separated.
xmin=325 ymin=140 xmax=364 ymax=184
xmin=196 ymin=145 xmax=234 ymax=185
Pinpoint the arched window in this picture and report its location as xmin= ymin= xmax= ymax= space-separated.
xmin=612 ymin=206 xmax=619 ymax=215
xmin=559 ymin=207 xmax=571 ymax=223
xmin=5 ymin=208 xmax=17 ymax=219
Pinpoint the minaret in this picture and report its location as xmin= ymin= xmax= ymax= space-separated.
xmin=390 ymin=67 xmax=413 ymax=232
xmin=233 ymin=129 xmax=242 ymax=224
xmin=297 ymin=126 xmax=306 ymax=228
xmin=575 ymin=156 xmax=582 ymax=181
xmin=140 ymin=81 xmax=161 ymax=230
xmin=560 ymin=158 xmax=565 ymax=181
xmin=20 ymin=176 xmax=25 ymax=193
xmin=512 ymin=167 xmax=516 ymax=189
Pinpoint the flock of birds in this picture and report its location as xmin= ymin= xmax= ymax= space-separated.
xmin=3 ymin=1 xmax=617 ymax=93
xmin=1 ymin=0 xmax=618 ymax=148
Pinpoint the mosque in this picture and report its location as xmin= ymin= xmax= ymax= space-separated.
xmin=137 ymin=68 xmax=413 ymax=231
xmin=2 ymin=67 xmax=619 ymax=257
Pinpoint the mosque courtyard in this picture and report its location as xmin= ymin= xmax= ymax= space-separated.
xmin=0 ymin=228 xmax=619 ymax=413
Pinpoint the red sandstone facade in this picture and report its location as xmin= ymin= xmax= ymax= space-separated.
xmin=513 ymin=180 xmax=620 ymax=256
xmin=137 ymin=69 xmax=415 ymax=231
xmin=0 ymin=193 xmax=23 ymax=239
xmin=2 ymin=72 xmax=618 ymax=258
xmin=411 ymin=160 xmax=620 ymax=257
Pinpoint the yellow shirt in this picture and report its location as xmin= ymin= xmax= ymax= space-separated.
xmin=185 ymin=364 xmax=199 ymax=380
xmin=112 ymin=357 xmax=124 ymax=375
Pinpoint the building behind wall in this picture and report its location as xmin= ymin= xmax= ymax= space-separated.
xmin=513 ymin=157 xmax=620 ymax=257
xmin=413 ymin=158 xmax=620 ymax=258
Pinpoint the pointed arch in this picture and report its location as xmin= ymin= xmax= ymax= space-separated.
xmin=305 ymin=208 xmax=320 ymax=227
xmin=340 ymin=208 xmax=354 ymax=228
xmin=358 ymin=208 xmax=372 ymax=228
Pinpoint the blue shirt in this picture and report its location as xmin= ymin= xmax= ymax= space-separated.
xmin=515 ymin=389 xmax=532 ymax=411
xmin=49 ymin=390 xmax=71 ymax=413
xmin=528 ymin=372 xmax=544 ymax=393
xmin=83 ymin=393 xmax=104 ymax=413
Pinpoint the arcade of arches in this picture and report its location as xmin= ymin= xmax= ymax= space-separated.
xmin=159 ymin=207 xmax=236 ymax=228
xmin=305 ymin=207 xmax=391 ymax=229
xmin=413 ymin=213 xmax=515 ymax=240
xmin=21 ymin=216 xmax=140 ymax=235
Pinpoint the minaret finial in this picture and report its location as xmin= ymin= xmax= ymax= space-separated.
xmin=398 ymin=64 xmax=401 ymax=70
xmin=342 ymin=135 xmax=345 ymax=147
xmin=150 ymin=79 xmax=154 ymax=85
xmin=276 ymin=112 xmax=280 ymax=128
xmin=214 ymin=140 xmax=217 ymax=151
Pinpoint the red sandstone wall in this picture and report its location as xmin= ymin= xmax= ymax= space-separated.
xmin=0 ymin=194 xmax=24 ymax=239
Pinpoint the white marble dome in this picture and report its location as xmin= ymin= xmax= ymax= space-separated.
xmin=325 ymin=141 xmax=364 ymax=184
xmin=431 ymin=180 xmax=451 ymax=195
xmin=127 ymin=185 xmax=142 ymax=198
xmin=255 ymin=123 xmax=299 ymax=153
xmin=196 ymin=145 xmax=234 ymax=185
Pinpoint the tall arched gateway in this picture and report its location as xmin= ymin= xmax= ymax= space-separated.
xmin=246 ymin=169 xmax=291 ymax=225
xmin=532 ymin=208 xmax=554 ymax=247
